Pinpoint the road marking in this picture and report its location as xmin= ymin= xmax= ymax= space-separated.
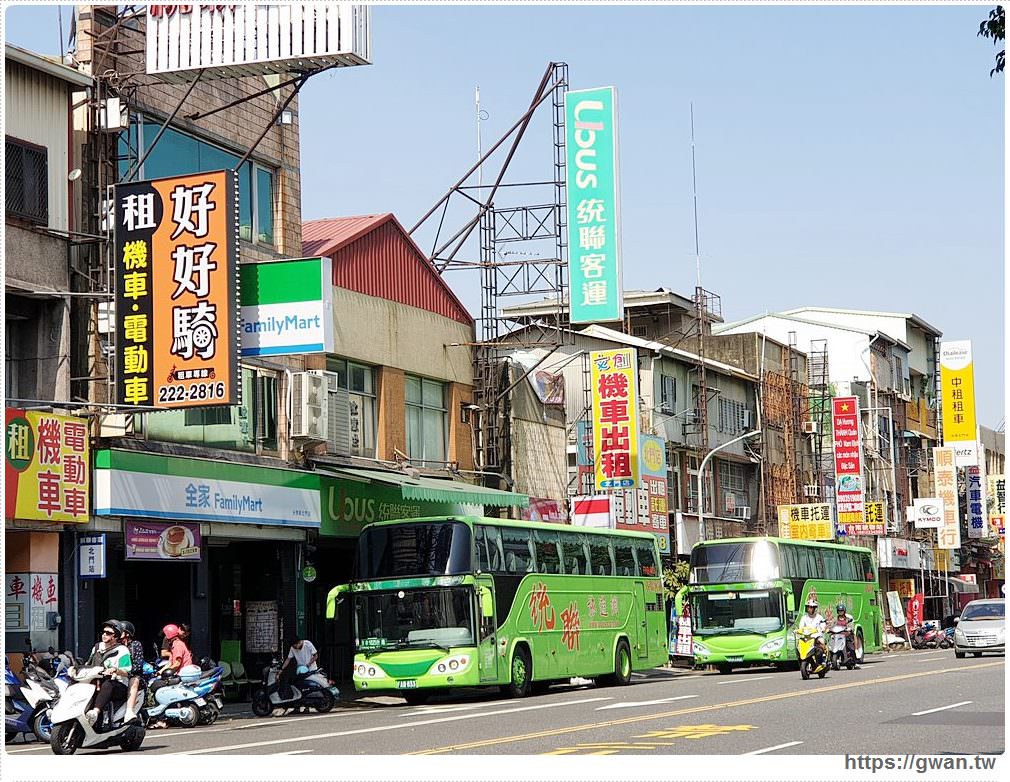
xmin=273 ymin=749 xmax=313 ymax=755
xmin=912 ymin=700 xmax=973 ymax=716
xmin=410 ymin=660 xmax=1003 ymax=754
xmin=910 ymin=655 xmax=948 ymax=663
xmin=165 ymin=695 xmax=614 ymax=755
xmin=745 ymin=740 xmax=803 ymax=755
xmin=596 ymin=696 xmax=698 ymax=710
xmin=717 ymin=675 xmax=773 ymax=685
xmin=631 ymin=673 xmax=647 ymax=679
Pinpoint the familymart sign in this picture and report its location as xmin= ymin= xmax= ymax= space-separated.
xmin=240 ymin=257 xmax=334 ymax=357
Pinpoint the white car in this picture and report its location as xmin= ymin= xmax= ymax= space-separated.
xmin=953 ymin=598 xmax=1005 ymax=658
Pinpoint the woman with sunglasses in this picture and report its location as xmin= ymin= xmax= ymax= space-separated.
xmin=82 ymin=620 xmax=132 ymax=727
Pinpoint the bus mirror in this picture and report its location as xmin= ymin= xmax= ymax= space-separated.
xmin=326 ymin=584 xmax=350 ymax=619
xmin=479 ymin=587 xmax=494 ymax=618
xmin=786 ymin=593 xmax=796 ymax=612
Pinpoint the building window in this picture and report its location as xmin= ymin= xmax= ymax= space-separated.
xmin=123 ymin=117 xmax=276 ymax=247
xmin=326 ymin=357 xmax=376 ymax=458
xmin=5 ymin=317 xmax=20 ymax=398
xmin=686 ymin=456 xmax=713 ymax=514
xmin=405 ymin=375 xmax=447 ymax=464
xmin=718 ymin=397 xmax=751 ymax=434
xmin=5 ymin=137 xmax=48 ymax=225
xmin=718 ymin=461 xmax=749 ymax=516
xmin=659 ymin=374 xmax=677 ymax=413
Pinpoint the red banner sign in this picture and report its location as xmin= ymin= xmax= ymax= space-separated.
xmin=906 ymin=592 xmax=924 ymax=629
xmin=832 ymin=396 xmax=865 ymax=532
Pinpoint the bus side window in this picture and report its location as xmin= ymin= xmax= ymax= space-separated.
xmin=860 ymin=552 xmax=875 ymax=582
xmin=483 ymin=525 xmax=504 ymax=573
xmin=824 ymin=549 xmax=840 ymax=580
xmin=614 ymin=541 xmax=636 ymax=577
xmin=534 ymin=530 xmax=562 ymax=574
xmin=633 ymin=540 xmax=658 ymax=576
xmin=589 ymin=539 xmax=613 ymax=576
xmin=502 ymin=528 xmax=533 ymax=574
xmin=800 ymin=548 xmax=817 ymax=579
xmin=475 ymin=525 xmax=490 ymax=572
xmin=561 ymin=532 xmax=589 ymax=575
xmin=840 ymin=551 xmax=858 ymax=581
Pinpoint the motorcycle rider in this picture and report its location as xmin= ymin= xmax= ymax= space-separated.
xmin=834 ymin=604 xmax=859 ymax=668
xmin=796 ymin=597 xmax=827 ymax=658
xmin=118 ymin=621 xmax=145 ymax=723
xmin=83 ymin=620 xmax=133 ymax=727
xmin=278 ymin=636 xmax=318 ymax=700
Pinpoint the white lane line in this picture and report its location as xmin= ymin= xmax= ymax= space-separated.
xmin=168 ymin=695 xmax=614 ymax=755
xmin=745 ymin=740 xmax=804 ymax=755
xmin=910 ymin=655 xmax=948 ymax=663
xmin=717 ymin=675 xmax=773 ymax=685
xmin=912 ymin=700 xmax=973 ymax=716
xmin=596 ymin=695 xmax=698 ymax=711
xmin=273 ymin=749 xmax=313 ymax=755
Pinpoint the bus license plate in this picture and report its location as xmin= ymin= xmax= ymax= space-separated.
xmin=397 ymin=680 xmax=418 ymax=689
xmin=726 ymin=656 xmax=743 ymax=663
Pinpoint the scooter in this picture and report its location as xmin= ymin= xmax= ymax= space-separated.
xmin=827 ymin=625 xmax=855 ymax=671
xmin=796 ymin=627 xmax=829 ymax=680
xmin=251 ymin=660 xmax=338 ymax=716
xmin=48 ymin=666 xmax=145 ymax=755
xmin=143 ymin=662 xmax=224 ymax=727
xmin=4 ymin=654 xmax=59 ymax=744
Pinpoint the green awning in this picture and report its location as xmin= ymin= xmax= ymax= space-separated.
xmin=325 ymin=466 xmax=529 ymax=508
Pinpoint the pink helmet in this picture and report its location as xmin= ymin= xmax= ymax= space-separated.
xmin=162 ymin=623 xmax=180 ymax=639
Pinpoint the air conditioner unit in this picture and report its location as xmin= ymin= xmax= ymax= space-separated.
xmin=802 ymin=421 xmax=818 ymax=435
xmin=290 ymin=372 xmax=328 ymax=441
xmin=803 ymin=484 xmax=820 ymax=498
xmin=733 ymin=506 xmax=752 ymax=521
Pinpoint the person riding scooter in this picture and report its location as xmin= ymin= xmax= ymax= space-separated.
xmin=834 ymin=604 xmax=859 ymax=668
xmin=118 ymin=621 xmax=146 ymax=723
xmin=796 ymin=598 xmax=826 ymax=653
xmin=83 ymin=620 xmax=133 ymax=728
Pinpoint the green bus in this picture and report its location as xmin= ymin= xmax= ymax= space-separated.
xmin=685 ymin=536 xmax=884 ymax=673
xmin=326 ymin=516 xmax=668 ymax=703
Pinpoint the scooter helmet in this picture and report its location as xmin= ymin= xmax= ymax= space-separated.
xmin=805 ymin=598 xmax=818 ymax=609
xmin=120 ymin=621 xmax=136 ymax=638
xmin=102 ymin=619 xmax=123 ymax=637
xmin=836 ymin=604 xmax=846 ymax=613
xmin=162 ymin=623 xmax=180 ymax=640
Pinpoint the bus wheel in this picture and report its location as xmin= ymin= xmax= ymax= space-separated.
xmin=599 ymin=639 xmax=632 ymax=687
xmin=504 ymin=646 xmax=532 ymax=698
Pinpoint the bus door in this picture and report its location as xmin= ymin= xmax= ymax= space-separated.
xmin=476 ymin=575 xmax=499 ymax=682
xmin=635 ymin=582 xmax=649 ymax=659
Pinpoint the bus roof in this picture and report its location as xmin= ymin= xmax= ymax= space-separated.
xmin=358 ymin=515 xmax=661 ymax=540
xmin=692 ymin=536 xmax=875 ymax=554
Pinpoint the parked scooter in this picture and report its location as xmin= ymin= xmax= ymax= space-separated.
xmin=48 ymin=665 xmax=145 ymax=754
xmin=911 ymin=623 xmax=942 ymax=649
xmin=4 ymin=654 xmax=59 ymax=744
xmin=143 ymin=662 xmax=224 ymax=727
xmin=796 ymin=626 xmax=829 ymax=680
xmin=827 ymin=625 xmax=855 ymax=671
xmin=251 ymin=659 xmax=338 ymax=716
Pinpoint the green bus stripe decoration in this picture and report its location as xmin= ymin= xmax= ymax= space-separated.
xmin=566 ymin=86 xmax=623 ymax=325
xmin=239 ymin=257 xmax=325 ymax=306
xmin=95 ymin=448 xmax=319 ymax=489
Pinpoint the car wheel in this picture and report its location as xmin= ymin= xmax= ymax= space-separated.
xmin=955 ymin=650 xmax=965 ymax=659
xmin=972 ymin=652 xmax=982 ymax=658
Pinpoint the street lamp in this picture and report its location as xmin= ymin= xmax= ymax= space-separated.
xmin=697 ymin=429 xmax=762 ymax=543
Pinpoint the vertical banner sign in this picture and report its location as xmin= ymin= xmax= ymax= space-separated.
xmin=933 ymin=446 xmax=961 ymax=550
xmin=5 ymin=409 xmax=90 ymax=522
xmin=590 ymin=349 xmax=638 ymax=490
xmin=566 ymin=86 xmax=623 ymax=324
xmin=988 ymin=474 xmax=1005 ymax=537
xmin=831 ymin=396 xmax=865 ymax=532
xmin=966 ymin=465 xmax=987 ymax=539
xmin=115 ymin=170 xmax=239 ymax=408
xmin=939 ymin=340 xmax=978 ymax=466
xmin=638 ymin=435 xmax=671 ymax=553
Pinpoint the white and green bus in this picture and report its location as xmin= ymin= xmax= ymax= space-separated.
xmin=326 ymin=516 xmax=669 ymax=703
xmin=686 ymin=536 xmax=884 ymax=673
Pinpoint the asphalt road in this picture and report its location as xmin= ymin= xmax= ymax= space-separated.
xmin=5 ymin=649 xmax=1003 ymax=757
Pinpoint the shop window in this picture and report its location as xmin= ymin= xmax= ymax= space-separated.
xmin=5 ymin=137 xmax=48 ymax=225
xmin=405 ymin=375 xmax=447 ymax=465
xmin=129 ymin=117 xmax=275 ymax=247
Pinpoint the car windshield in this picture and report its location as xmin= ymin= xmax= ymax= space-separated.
xmin=354 ymin=587 xmax=475 ymax=652
xmin=691 ymin=589 xmax=784 ymax=636
xmin=961 ymin=603 xmax=1004 ymax=621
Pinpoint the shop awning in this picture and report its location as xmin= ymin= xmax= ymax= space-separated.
xmin=946 ymin=576 xmax=980 ymax=594
xmin=323 ymin=466 xmax=529 ymax=508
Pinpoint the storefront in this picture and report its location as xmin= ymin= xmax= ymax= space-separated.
xmin=82 ymin=448 xmax=321 ymax=665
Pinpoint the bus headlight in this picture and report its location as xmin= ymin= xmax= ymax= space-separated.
xmin=691 ymin=641 xmax=709 ymax=657
xmin=759 ymin=638 xmax=785 ymax=654
xmin=428 ymin=655 xmax=471 ymax=676
xmin=354 ymin=662 xmax=388 ymax=680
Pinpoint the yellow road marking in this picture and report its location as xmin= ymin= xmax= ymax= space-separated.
xmin=411 ymin=660 xmax=1003 ymax=754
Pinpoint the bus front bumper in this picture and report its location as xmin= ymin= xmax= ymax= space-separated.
xmin=352 ymin=651 xmax=481 ymax=693
xmin=690 ymin=637 xmax=789 ymax=666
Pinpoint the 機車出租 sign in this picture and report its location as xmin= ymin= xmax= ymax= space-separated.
xmin=590 ymin=348 xmax=639 ymax=490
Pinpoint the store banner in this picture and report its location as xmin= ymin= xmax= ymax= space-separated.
xmin=95 ymin=449 xmax=320 ymax=528
xmin=777 ymin=503 xmax=834 ymax=540
xmin=566 ymin=86 xmax=623 ymax=324
xmin=5 ymin=573 xmax=30 ymax=631
xmin=906 ymin=592 xmax=924 ymax=629
xmin=5 ymin=409 xmax=89 ymax=522
xmin=990 ymin=514 xmax=1005 ymax=538
xmin=521 ymin=498 xmax=566 ymax=523
xmin=845 ymin=500 xmax=886 ymax=536
xmin=933 ymin=447 xmax=961 ymax=550
xmin=939 ymin=340 xmax=979 ymax=466
xmin=638 ymin=434 xmax=671 ymax=553
xmin=889 ymin=578 xmax=916 ymax=599
xmin=240 ymin=257 xmax=334 ymax=356
xmin=320 ymin=476 xmax=462 ymax=537
xmin=78 ymin=534 xmax=107 ymax=579
xmin=886 ymin=591 xmax=906 ymax=628
xmin=125 ymin=521 xmax=202 ymax=561
xmin=590 ymin=348 xmax=639 ymax=490
xmin=913 ymin=497 xmax=944 ymax=529
xmin=988 ymin=474 xmax=1005 ymax=514
xmin=114 ymin=170 xmax=240 ymax=409
xmin=831 ymin=396 xmax=865 ymax=532
xmin=966 ymin=464 xmax=987 ymax=539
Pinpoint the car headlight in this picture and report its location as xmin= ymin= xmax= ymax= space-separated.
xmin=353 ymin=662 xmax=388 ymax=679
xmin=954 ymin=629 xmax=966 ymax=641
xmin=427 ymin=654 xmax=472 ymax=676
xmin=759 ymin=638 xmax=785 ymax=654
xmin=691 ymin=641 xmax=709 ymax=656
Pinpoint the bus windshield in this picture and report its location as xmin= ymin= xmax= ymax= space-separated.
xmin=354 ymin=587 xmax=475 ymax=652
xmin=691 ymin=589 xmax=784 ymax=636
xmin=690 ymin=540 xmax=779 ymax=584
xmin=354 ymin=521 xmax=473 ymax=579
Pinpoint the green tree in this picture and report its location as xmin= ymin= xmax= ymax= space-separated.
xmin=979 ymin=7 xmax=1005 ymax=77
xmin=663 ymin=559 xmax=690 ymax=603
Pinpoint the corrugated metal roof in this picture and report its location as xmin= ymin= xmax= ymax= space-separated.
xmin=302 ymin=213 xmax=473 ymax=325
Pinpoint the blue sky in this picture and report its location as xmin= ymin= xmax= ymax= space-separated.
xmin=4 ymin=3 xmax=1005 ymax=426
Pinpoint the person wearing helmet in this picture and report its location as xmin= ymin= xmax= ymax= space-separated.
xmin=834 ymin=604 xmax=858 ymax=668
xmin=83 ymin=620 xmax=132 ymax=727
xmin=161 ymin=623 xmax=192 ymax=676
xmin=796 ymin=597 xmax=827 ymax=653
xmin=119 ymin=621 xmax=146 ymax=723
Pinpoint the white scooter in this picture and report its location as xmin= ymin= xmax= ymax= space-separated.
xmin=828 ymin=625 xmax=855 ymax=671
xmin=48 ymin=666 xmax=145 ymax=755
